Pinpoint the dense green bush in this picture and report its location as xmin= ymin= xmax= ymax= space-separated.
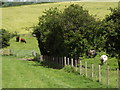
xmin=103 ymin=7 xmax=120 ymax=58
xmin=0 ymin=29 xmax=11 ymax=48
xmin=33 ymin=4 xmax=104 ymax=58
xmin=33 ymin=4 xmax=120 ymax=59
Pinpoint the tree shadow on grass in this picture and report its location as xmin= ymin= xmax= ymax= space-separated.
xmin=32 ymin=60 xmax=63 ymax=70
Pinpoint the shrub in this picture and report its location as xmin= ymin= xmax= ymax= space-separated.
xmin=33 ymin=4 xmax=101 ymax=58
xmin=0 ymin=29 xmax=11 ymax=48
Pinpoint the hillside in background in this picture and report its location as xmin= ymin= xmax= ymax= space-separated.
xmin=1 ymin=2 xmax=118 ymax=34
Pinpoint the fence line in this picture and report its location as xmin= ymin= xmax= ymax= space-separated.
xmin=0 ymin=49 xmax=12 ymax=56
xmin=41 ymin=55 xmax=120 ymax=88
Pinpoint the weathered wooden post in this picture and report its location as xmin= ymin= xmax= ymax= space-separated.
xmin=2 ymin=49 xmax=4 ymax=55
xmin=116 ymin=69 xmax=120 ymax=88
xmin=54 ymin=57 xmax=56 ymax=64
xmin=53 ymin=57 xmax=54 ymax=62
xmin=40 ymin=55 xmax=43 ymax=61
xmin=64 ymin=57 xmax=66 ymax=66
xmin=107 ymin=66 xmax=110 ymax=86
xmin=58 ymin=57 xmax=59 ymax=65
xmin=98 ymin=65 xmax=101 ymax=82
xmin=67 ymin=58 xmax=69 ymax=65
xmin=71 ymin=58 xmax=74 ymax=67
xmin=8 ymin=49 xmax=11 ymax=55
xmin=92 ymin=64 xmax=94 ymax=79
xmin=57 ymin=57 xmax=59 ymax=65
xmin=55 ymin=57 xmax=57 ymax=64
xmin=59 ymin=57 xmax=61 ymax=65
xmin=61 ymin=57 xmax=63 ymax=67
xmin=85 ymin=62 xmax=87 ymax=77
xmin=75 ymin=60 xmax=77 ymax=71
xmin=80 ymin=61 xmax=82 ymax=75
xmin=44 ymin=55 xmax=46 ymax=61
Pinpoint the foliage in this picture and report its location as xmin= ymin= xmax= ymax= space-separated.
xmin=0 ymin=29 xmax=11 ymax=48
xmin=33 ymin=4 xmax=104 ymax=58
xmin=103 ymin=7 xmax=120 ymax=58
xmin=2 ymin=2 xmax=34 ymax=7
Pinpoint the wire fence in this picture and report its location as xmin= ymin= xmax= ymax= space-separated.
xmin=0 ymin=49 xmax=38 ymax=57
xmin=41 ymin=55 xmax=120 ymax=88
xmin=1 ymin=49 xmax=120 ymax=88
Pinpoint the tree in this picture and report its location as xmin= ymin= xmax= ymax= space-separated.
xmin=104 ymin=7 xmax=120 ymax=58
xmin=0 ymin=29 xmax=11 ymax=48
xmin=33 ymin=4 xmax=102 ymax=58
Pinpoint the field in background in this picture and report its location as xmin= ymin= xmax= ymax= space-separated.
xmin=1 ymin=2 xmax=118 ymax=34
xmin=1 ymin=2 xmax=118 ymax=57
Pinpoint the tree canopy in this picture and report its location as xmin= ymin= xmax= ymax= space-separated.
xmin=103 ymin=7 xmax=120 ymax=58
xmin=33 ymin=4 xmax=120 ymax=58
xmin=33 ymin=4 xmax=104 ymax=58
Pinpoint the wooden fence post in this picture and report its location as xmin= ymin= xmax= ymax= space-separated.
xmin=107 ymin=66 xmax=110 ymax=86
xmin=118 ymin=70 xmax=120 ymax=88
xmin=75 ymin=60 xmax=77 ymax=71
xmin=61 ymin=57 xmax=63 ymax=67
xmin=54 ymin=57 xmax=56 ymax=64
xmin=80 ymin=61 xmax=82 ymax=75
xmin=2 ymin=49 xmax=4 ymax=55
xmin=56 ymin=57 xmax=57 ymax=64
xmin=92 ymin=64 xmax=94 ymax=79
xmin=64 ymin=57 xmax=66 ymax=66
xmin=71 ymin=58 xmax=73 ymax=67
xmin=8 ymin=49 xmax=11 ymax=55
xmin=85 ymin=62 xmax=87 ymax=77
xmin=53 ymin=57 xmax=54 ymax=62
xmin=57 ymin=57 xmax=59 ymax=65
xmin=98 ymin=65 xmax=101 ymax=82
xmin=116 ymin=69 xmax=120 ymax=88
xmin=40 ymin=55 xmax=43 ymax=61
xmin=59 ymin=57 xmax=61 ymax=65
xmin=67 ymin=58 xmax=69 ymax=65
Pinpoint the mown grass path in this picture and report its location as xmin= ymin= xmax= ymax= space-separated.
xmin=2 ymin=56 xmax=107 ymax=88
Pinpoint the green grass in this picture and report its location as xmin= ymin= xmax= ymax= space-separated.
xmin=75 ymin=55 xmax=118 ymax=88
xmin=6 ymin=34 xmax=40 ymax=57
xmin=0 ymin=56 xmax=2 ymax=89
xmin=1 ymin=2 xmax=118 ymax=34
xmin=2 ymin=56 xmax=109 ymax=88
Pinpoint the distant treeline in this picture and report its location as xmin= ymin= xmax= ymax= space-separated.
xmin=1 ymin=2 xmax=35 ymax=7
xmin=1 ymin=0 xmax=80 ymax=7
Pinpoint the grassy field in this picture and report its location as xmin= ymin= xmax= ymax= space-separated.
xmin=6 ymin=34 xmax=40 ymax=57
xmin=2 ymin=56 xmax=109 ymax=88
xmin=1 ymin=2 xmax=118 ymax=34
xmin=1 ymin=2 xmax=119 ymax=88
